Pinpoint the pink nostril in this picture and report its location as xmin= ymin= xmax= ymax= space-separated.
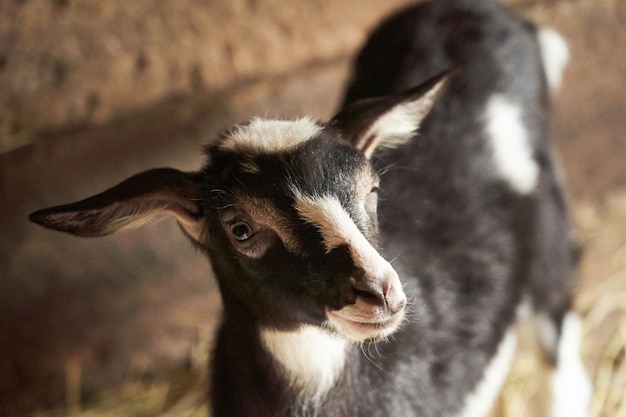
xmin=353 ymin=280 xmax=386 ymax=306
xmin=352 ymin=278 xmax=406 ymax=314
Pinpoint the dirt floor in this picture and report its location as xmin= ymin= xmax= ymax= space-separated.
xmin=1 ymin=0 xmax=625 ymax=416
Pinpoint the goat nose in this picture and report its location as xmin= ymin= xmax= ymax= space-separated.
xmin=352 ymin=274 xmax=406 ymax=315
xmin=353 ymin=279 xmax=387 ymax=305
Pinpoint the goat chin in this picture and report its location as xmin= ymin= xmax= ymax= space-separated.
xmin=326 ymin=306 xmax=406 ymax=343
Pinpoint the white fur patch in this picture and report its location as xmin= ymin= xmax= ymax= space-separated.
xmin=457 ymin=329 xmax=517 ymax=417
xmin=537 ymin=28 xmax=570 ymax=95
xmin=220 ymin=117 xmax=322 ymax=154
xmin=293 ymin=192 xmax=390 ymax=278
xmin=551 ymin=312 xmax=592 ymax=417
xmin=485 ymin=95 xmax=538 ymax=194
xmin=260 ymin=326 xmax=348 ymax=405
xmin=293 ymin=192 xmax=360 ymax=253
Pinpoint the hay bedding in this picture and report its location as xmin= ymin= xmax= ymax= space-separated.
xmin=28 ymin=193 xmax=626 ymax=417
xmin=493 ymin=192 xmax=626 ymax=417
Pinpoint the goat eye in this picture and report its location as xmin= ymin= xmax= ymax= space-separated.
xmin=231 ymin=222 xmax=253 ymax=241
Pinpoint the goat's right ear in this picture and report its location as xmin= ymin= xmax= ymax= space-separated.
xmin=29 ymin=168 xmax=205 ymax=240
xmin=331 ymin=69 xmax=455 ymax=158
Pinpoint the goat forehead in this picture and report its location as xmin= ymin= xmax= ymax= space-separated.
xmin=211 ymin=130 xmax=373 ymax=203
xmin=219 ymin=117 xmax=323 ymax=154
xmin=284 ymin=143 xmax=373 ymax=199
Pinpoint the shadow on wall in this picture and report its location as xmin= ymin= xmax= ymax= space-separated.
xmin=0 ymin=92 xmax=224 ymax=413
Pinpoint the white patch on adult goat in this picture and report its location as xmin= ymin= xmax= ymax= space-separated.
xmin=551 ymin=312 xmax=592 ymax=417
xmin=485 ymin=95 xmax=538 ymax=194
xmin=260 ymin=326 xmax=348 ymax=405
xmin=457 ymin=329 xmax=517 ymax=417
xmin=537 ymin=28 xmax=570 ymax=95
xmin=220 ymin=117 xmax=322 ymax=154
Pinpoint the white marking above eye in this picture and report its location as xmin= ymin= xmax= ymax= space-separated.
xmin=219 ymin=117 xmax=322 ymax=154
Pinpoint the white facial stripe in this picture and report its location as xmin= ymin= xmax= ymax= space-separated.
xmin=457 ymin=328 xmax=517 ymax=417
xmin=294 ymin=193 xmax=357 ymax=252
xmin=485 ymin=95 xmax=538 ymax=194
xmin=220 ymin=117 xmax=322 ymax=154
xmin=293 ymin=193 xmax=387 ymax=274
xmin=260 ymin=326 xmax=348 ymax=405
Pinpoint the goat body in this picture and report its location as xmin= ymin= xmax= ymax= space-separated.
xmin=30 ymin=1 xmax=591 ymax=416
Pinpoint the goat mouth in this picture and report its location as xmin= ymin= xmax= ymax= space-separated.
xmin=326 ymin=310 xmax=405 ymax=341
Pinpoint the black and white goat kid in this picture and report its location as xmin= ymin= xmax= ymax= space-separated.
xmin=30 ymin=0 xmax=592 ymax=416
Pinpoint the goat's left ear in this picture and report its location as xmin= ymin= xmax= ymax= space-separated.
xmin=29 ymin=168 xmax=205 ymax=240
xmin=331 ymin=70 xmax=454 ymax=158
